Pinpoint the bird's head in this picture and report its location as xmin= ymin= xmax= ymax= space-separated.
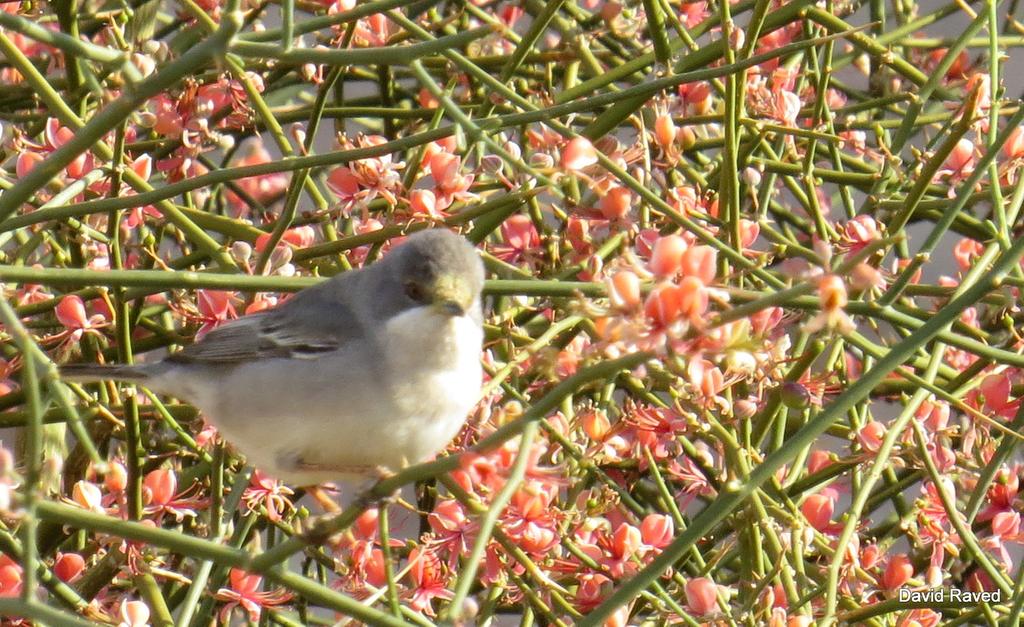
xmin=388 ymin=229 xmax=484 ymax=318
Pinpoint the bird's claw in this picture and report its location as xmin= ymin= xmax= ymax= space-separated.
xmin=299 ymin=513 xmax=342 ymax=545
xmin=307 ymin=486 xmax=341 ymax=513
xmin=292 ymin=457 xmax=401 ymax=510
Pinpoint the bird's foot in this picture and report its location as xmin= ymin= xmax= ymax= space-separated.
xmin=353 ymin=467 xmax=400 ymax=509
xmin=307 ymin=486 xmax=341 ymax=513
xmin=292 ymin=457 xmax=399 ymax=506
xmin=368 ymin=464 xmax=396 ymax=483
xmin=299 ymin=512 xmax=342 ymax=545
xmin=297 ymin=467 xmax=398 ymax=545
xmin=293 ymin=458 xmax=393 ymax=482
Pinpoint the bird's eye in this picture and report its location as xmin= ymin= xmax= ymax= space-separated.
xmin=404 ymin=281 xmax=426 ymax=302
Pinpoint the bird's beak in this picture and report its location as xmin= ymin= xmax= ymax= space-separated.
xmin=432 ymin=274 xmax=471 ymax=317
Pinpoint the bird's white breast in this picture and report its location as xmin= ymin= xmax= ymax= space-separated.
xmin=380 ymin=305 xmax=483 ymax=462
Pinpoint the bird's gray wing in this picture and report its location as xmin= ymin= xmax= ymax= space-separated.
xmin=167 ymin=278 xmax=367 ymax=365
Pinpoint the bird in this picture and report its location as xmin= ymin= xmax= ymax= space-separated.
xmin=61 ymin=229 xmax=485 ymax=488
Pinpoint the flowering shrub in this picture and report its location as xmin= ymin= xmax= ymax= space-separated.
xmin=0 ymin=0 xmax=1022 ymax=624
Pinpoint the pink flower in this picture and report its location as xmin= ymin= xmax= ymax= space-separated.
xmin=142 ymin=469 xmax=207 ymax=522
xmin=492 ymin=214 xmax=541 ymax=264
xmin=117 ymin=600 xmax=150 ymax=627
xmin=974 ymin=372 xmax=1018 ymax=417
xmin=953 ymin=238 xmax=984 ymax=272
xmin=581 ymin=409 xmax=612 ymax=441
xmin=857 ymin=420 xmax=885 ymax=453
xmin=917 ymin=400 xmax=950 ymax=432
xmin=429 ymin=151 xmax=476 ymax=209
xmin=16 ymin=152 xmax=44 ymax=178
xmin=405 ymin=547 xmax=453 ymax=616
xmin=224 ymin=140 xmax=289 ymax=215
xmin=599 ymin=522 xmax=643 ymax=577
xmin=20 ymin=118 xmax=93 ymax=180
xmin=807 ymin=450 xmax=833 ymax=474
xmin=750 ymin=306 xmax=785 ymax=336
xmin=410 ymin=188 xmax=444 ymax=220
xmin=561 ymin=137 xmax=599 ymax=171
xmin=326 ymin=166 xmax=361 ymax=204
xmin=254 ymin=226 xmax=317 ymax=254
xmin=991 ymin=510 xmax=1021 ymax=537
xmin=0 ymin=555 xmax=22 ymax=598
xmin=503 ymin=484 xmax=561 ymax=555
xmin=882 ymin=554 xmax=914 ymax=590
xmin=805 ymin=275 xmax=854 ymax=334
xmin=677 ymin=276 xmax=710 ymax=325
xmin=738 ymin=219 xmax=760 ymax=251
xmin=802 ymin=490 xmax=840 ymax=533
xmin=937 ymin=138 xmax=977 ymax=186
xmin=575 ymin=573 xmax=613 ymax=612
xmin=772 ymin=89 xmax=802 ymax=126
xmin=428 ymin=499 xmax=476 ymax=565
xmin=640 ymin=514 xmax=674 ymax=550
xmin=193 ymin=290 xmax=239 ymax=339
xmin=607 ymin=270 xmax=641 ymax=310
xmin=105 ymin=462 xmax=129 ymax=493
xmin=1005 ymin=125 xmax=1024 ymax=159
xmin=71 ymin=480 xmax=106 ymax=513
xmin=653 ymin=112 xmax=680 ymax=161
xmin=678 ymin=81 xmax=713 ymax=114
xmin=860 ymin=543 xmax=882 ymax=570
xmin=215 ymin=570 xmax=293 ymax=622
xmin=326 ymin=134 xmax=405 ymax=216
xmin=644 ymin=283 xmax=683 ymax=328
xmin=242 ymin=470 xmax=294 ymax=522
xmin=599 ymin=186 xmax=632 ymax=220
xmin=351 ymin=13 xmax=391 ymax=46
xmin=680 ymin=245 xmax=716 ymax=285
xmin=629 ymin=405 xmax=687 ymax=460
xmin=54 ymin=553 xmax=86 ymax=583
xmin=649 ymin=235 xmax=687 ymax=278
xmin=55 ymin=295 xmax=107 ymax=342
xmin=841 ymin=216 xmax=881 ymax=255
xmin=685 ymin=577 xmax=719 ymax=615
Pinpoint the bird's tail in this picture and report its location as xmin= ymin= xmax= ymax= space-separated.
xmin=60 ymin=363 xmax=153 ymax=384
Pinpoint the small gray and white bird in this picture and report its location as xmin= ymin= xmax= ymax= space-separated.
xmin=62 ymin=229 xmax=485 ymax=487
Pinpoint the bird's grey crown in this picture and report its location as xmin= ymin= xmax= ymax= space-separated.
xmin=387 ymin=229 xmax=485 ymax=293
xmin=163 ymin=229 xmax=482 ymax=366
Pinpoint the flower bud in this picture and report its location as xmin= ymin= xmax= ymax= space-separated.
xmin=607 ymin=270 xmax=641 ymax=310
xmin=231 ymin=241 xmax=252 ymax=264
xmin=72 ymin=481 xmax=104 ymax=513
xmin=678 ymin=126 xmax=697 ymax=150
xmin=529 ymin=152 xmax=554 ymax=169
xmin=654 ymin=113 xmax=677 ymax=150
xmin=685 ymin=577 xmax=719 ymax=615
xmin=882 ymin=554 xmax=913 ymax=590
xmin=581 ymin=410 xmax=611 ymax=441
xmin=131 ymin=53 xmax=156 ymax=78
xmin=54 ymin=553 xmax=86 ymax=583
xmin=649 ymin=235 xmax=687 ymax=278
xmin=640 ymin=513 xmax=674 ymax=548
xmin=599 ymin=186 xmax=632 ymax=220
xmin=561 ymin=137 xmax=598 ymax=171
xmin=801 ymin=492 xmax=834 ymax=532
xmin=135 ymin=111 xmax=157 ymax=128
xmin=734 ymin=398 xmax=758 ymax=419
xmin=780 ymin=382 xmax=810 ymax=409
xmin=818 ymin=275 xmax=847 ymax=311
